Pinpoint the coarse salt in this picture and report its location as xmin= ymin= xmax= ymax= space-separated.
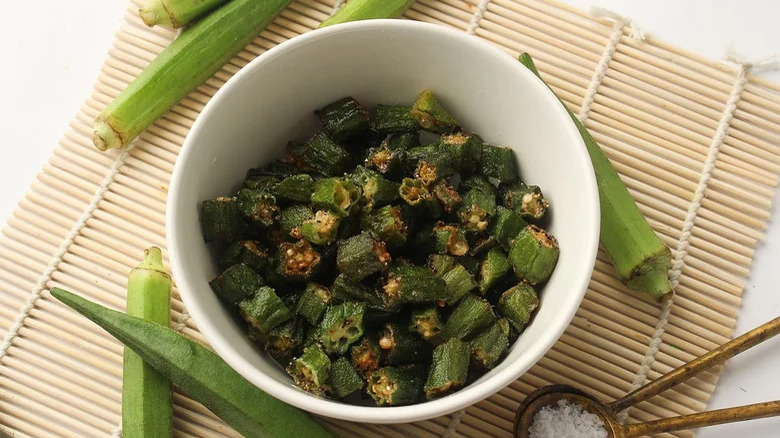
xmin=528 ymin=399 xmax=608 ymax=438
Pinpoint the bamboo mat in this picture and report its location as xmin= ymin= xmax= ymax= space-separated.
xmin=1 ymin=0 xmax=779 ymax=437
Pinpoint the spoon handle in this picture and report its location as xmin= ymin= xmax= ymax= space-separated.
xmin=607 ymin=317 xmax=780 ymax=414
xmin=622 ymin=400 xmax=780 ymax=437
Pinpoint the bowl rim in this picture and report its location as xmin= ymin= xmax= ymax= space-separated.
xmin=167 ymin=19 xmax=599 ymax=424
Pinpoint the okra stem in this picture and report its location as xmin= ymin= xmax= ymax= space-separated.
xmin=139 ymin=0 xmax=229 ymax=28
xmin=320 ymin=0 xmax=415 ymax=27
xmin=518 ymin=53 xmax=672 ymax=301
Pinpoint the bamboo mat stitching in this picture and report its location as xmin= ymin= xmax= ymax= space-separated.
xmin=466 ymin=0 xmax=491 ymax=34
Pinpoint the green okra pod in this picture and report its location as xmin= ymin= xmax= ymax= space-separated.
xmin=315 ymin=97 xmax=371 ymax=142
xmin=243 ymin=175 xmax=280 ymax=191
xmin=277 ymin=240 xmax=323 ymax=282
xmin=409 ymin=306 xmax=444 ymax=343
xmin=350 ymin=335 xmax=381 ymax=376
xmin=300 ymin=210 xmax=341 ymax=245
xmin=239 ymin=286 xmax=293 ymax=335
xmin=424 ymin=338 xmax=470 ymax=399
xmin=287 ymin=343 xmax=331 ymax=396
xmin=330 ymin=357 xmax=364 ymax=399
xmin=301 ymin=131 xmax=353 ymax=176
xmin=278 ymin=204 xmax=314 ymax=239
xmin=140 ymin=0 xmax=230 ymax=28
xmin=433 ymin=222 xmax=469 ymax=256
xmin=372 ymin=104 xmax=418 ymax=134
xmin=469 ymin=319 xmax=510 ymax=369
xmin=361 ymin=205 xmax=409 ymax=249
xmin=272 ymin=174 xmax=315 ymax=204
xmin=399 ymin=178 xmax=442 ymax=217
xmin=444 ymin=294 xmax=495 ymax=341
xmin=367 ymin=365 xmax=426 ymax=406
xmin=478 ymin=247 xmax=511 ymax=294
xmin=383 ymin=265 xmax=447 ymax=308
xmin=210 ymin=263 xmax=265 ymax=304
xmin=296 ymin=283 xmax=332 ymax=326
xmin=318 ymin=302 xmax=367 ymax=355
xmin=311 ymin=177 xmax=362 ymax=217
xmin=432 ymin=179 xmax=462 ymax=213
xmin=218 ymin=240 xmax=270 ymax=273
xmin=480 ymin=143 xmax=519 ymax=183
xmin=411 ymin=89 xmax=460 ymax=133
xmin=379 ymin=322 xmax=430 ymax=366
xmin=406 ymin=144 xmax=456 ymax=180
xmin=200 ymin=197 xmax=245 ymax=242
xmin=331 ymin=275 xmax=385 ymax=308
xmin=428 ymin=254 xmax=456 ymax=277
xmin=365 ymin=133 xmax=415 ymax=177
xmin=237 ymin=189 xmax=280 ymax=227
xmin=350 ymin=165 xmax=400 ymax=211
xmin=492 ymin=206 xmax=527 ymax=251
xmin=497 ymin=283 xmax=539 ymax=332
xmin=501 ymin=181 xmax=549 ymax=223
xmin=337 ymin=231 xmax=392 ymax=282
xmin=439 ymin=132 xmax=483 ymax=175
xmin=320 ymin=0 xmax=415 ymax=27
xmin=440 ymin=264 xmax=477 ymax=305
xmin=266 ymin=317 xmax=305 ymax=361
xmin=508 ymin=225 xmax=560 ymax=285
xmin=457 ymin=187 xmax=497 ymax=233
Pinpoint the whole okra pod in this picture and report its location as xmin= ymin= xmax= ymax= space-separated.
xmin=337 ymin=231 xmax=392 ymax=282
xmin=140 ymin=0 xmax=230 ymax=28
xmin=287 ymin=343 xmax=331 ymax=396
xmin=318 ymin=302 xmax=366 ymax=355
xmin=368 ymin=365 xmax=426 ymax=406
xmin=315 ymin=97 xmax=371 ymax=142
xmin=508 ymin=225 xmax=560 ymax=285
xmin=210 ymin=263 xmax=265 ymax=304
xmin=383 ymin=265 xmax=447 ymax=308
xmin=497 ymin=283 xmax=539 ymax=332
xmin=501 ymin=181 xmax=549 ymax=223
xmin=444 ymin=294 xmax=495 ymax=341
xmin=239 ymin=286 xmax=293 ymax=335
xmin=379 ymin=322 xmax=430 ymax=366
xmin=424 ymin=338 xmax=470 ymax=399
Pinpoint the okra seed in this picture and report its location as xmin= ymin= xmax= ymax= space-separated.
xmin=379 ymin=336 xmax=394 ymax=350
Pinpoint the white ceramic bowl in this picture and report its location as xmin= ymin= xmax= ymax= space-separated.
xmin=168 ymin=20 xmax=599 ymax=424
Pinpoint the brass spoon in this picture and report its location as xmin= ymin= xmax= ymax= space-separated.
xmin=514 ymin=317 xmax=780 ymax=438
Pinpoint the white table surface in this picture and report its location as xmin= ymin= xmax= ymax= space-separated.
xmin=0 ymin=1 xmax=778 ymax=436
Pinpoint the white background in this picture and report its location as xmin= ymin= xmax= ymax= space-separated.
xmin=0 ymin=1 xmax=778 ymax=436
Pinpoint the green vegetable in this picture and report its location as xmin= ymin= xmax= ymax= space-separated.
xmin=469 ymin=235 xmax=498 ymax=257
xmin=501 ymin=181 xmax=549 ymax=222
xmin=508 ymin=225 xmax=559 ymax=285
xmin=372 ymin=104 xmax=418 ymax=134
xmin=479 ymin=144 xmax=518 ymax=183
xmin=440 ymin=265 xmax=478 ymax=306
xmin=50 ymin=288 xmax=335 ymax=438
xmin=123 ymin=248 xmax=172 ymax=438
xmin=411 ymin=89 xmax=459 ymax=133
xmin=433 ymin=222 xmax=469 ymax=256
xmin=237 ymin=189 xmax=280 ymax=227
xmin=470 ymin=319 xmax=510 ymax=369
xmin=94 ymin=0 xmax=293 ymax=150
xmin=361 ymin=205 xmax=409 ymax=249
xmin=444 ymin=294 xmax=495 ymax=341
xmin=337 ymin=231 xmax=392 ymax=281
xmin=409 ymin=306 xmax=444 ymax=343
xmin=367 ymin=365 xmax=425 ymax=406
xmin=497 ymin=283 xmax=539 ymax=332
xmin=331 ymin=275 xmax=384 ymax=308
xmin=300 ymin=210 xmax=341 ymax=245
xmin=378 ymin=322 xmax=430 ymax=366
xmin=279 ymin=205 xmax=314 ymax=239
xmin=330 ymin=357 xmax=364 ymax=398
xmin=424 ymin=338 xmax=469 ymax=399
xmin=239 ymin=286 xmax=293 ymax=335
xmin=139 ymin=0 xmax=229 ymax=28
xmin=350 ymin=335 xmax=381 ymax=376
xmin=383 ymin=265 xmax=446 ymax=308
xmin=428 ymin=254 xmax=456 ymax=277
xmin=350 ymin=166 xmax=400 ymax=211
xmin=440 ymin=132 xmax=483 ymax=175
xmin=277 ymin=240 xmax=322 ymax=282
xmin=248 ymin=161 xmax=302 ymax=179
xmin=200 ymin=197 xmax=245 ymax=242
xmin=478 ymin=247 xmax=511 ymax=294
xmin=431 ymin=179 xmax=462 ymax=213
xmin=301 ymin=131 xmax=353 ymax=176
xmin=366 ymin=133 xmax=414 ymax=177
xmin=296 ymin=283 xmax=332 ymax=325
xmin=519 ymin=52 xmax=672 ymax=301
xmin=315 ymin=97 xmax=371 ymax=141
xmin=399 ymin=177 xmax=441 ymax=218
xmin=492 ymin=206 xmax=526 ymax=251
xmin=243 ymin=175 xmax=280 ymax=191
xmin=218 ymin=240 xmax=269 ymax=272
xmin=210 ymin=263 xmax=265 ymax=304
xmin=287 ymin=344 xmax=331 ymax=396
xmin=273 ymin=174 xmax=315 ymax=204
xmin=320 ymin=0 xmax=415 ymax=27
xmin=266 ymin=318 xmax=305 ymax=360
xmin=457 ymin=187 xmax=497 ymax=233
xmin=318 ymin=302 xmax=366 ymax=355
xmin=311 ymin=177 xmax=361 ymax=216
xmin=406 ymin=144 xmax=457 ymax=180
xmin=460 ymin=175 xmax=498 ymax=198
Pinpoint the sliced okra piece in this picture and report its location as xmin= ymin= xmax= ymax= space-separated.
xmin=243 ymin=175 xmax=280 ymax=191
xmin=318 ymin=302 xmax=366 ymax=355
xmin=361 ymin=205 xmax=409 ymax=249
xmin=236 ymin=189 xmax=280 ymax=227
xmin=331 ymin=274 xmax=385 ymax=308
xmin=411 ymin=89 xmax=460 ymax=133
xmin=383 ymin=265 xmax=447 ymax=308
xmin=330 ymin=357 xmax=364 ymax=399
xmin=350 ymin=335 xmax=381 ymax=376
xmin=441 ymin=264 xmax=477 ymax=305
xmin=478 ymin=247 xmax=511 ymax=294
xmin=492 ymin=206 xmax=527 ymax=251
xmin=271 ymin=173 xmax=315 ymax=204
xmin=410 ymin=306 xmax=444 ymax=343
xmin=315 ymin=97 xmax=370 ymax=142
xmin=432 ymin=179 xmax=462 ymax=213
xmin=428 ymin=254 xmax=456 ymax=277
xmin=501 ymin=181 xmax=549 ymax=222
xmin=310 ymin=177 xmax=361 ymax=217
xmin=365 ymin=133 xmax=415 ymax=178
xmin=296 ymin=283 xmax=332 ymax=326
xmin=300 ymin=209 xmax=341 ymax=245
xmin=336 ymin=231 xmax=392 ymax=282
xmin=200 ymin=197 xmax=245 ymax=242
xmin=218 ymin=240 xmax=269 ymax=272
xmin=439 ymin=132 xmax=483 ymax=175
xmin=238 ymin=286 xmax=293 ymax=334
xmin=277 ymin=239 xmax=322 ymax=282
xmin=349 ymin=165 xmax=400 ymax=211
xmin=302 ymin=323 xmax=320 ymax=348
xmin=424 ymin=338 xmax=470 ymax=399
xmin=399 ymin=178 xmax=442 ymax=218
xmin=210 ymin=263 xmax=265 ymax=304
xmin=497 ymin=283 xmax=539 ymax=332
xmin=480 ymin=143 xmax=519 ymax=183
xmin=367 ymin=365 xmax=426 ymax=406
xmin=379 ymin=322 xmax=430 ymax=366
xmin=433 ymin=222 xmax=469 ymax=256
xmin=470 ymin=319 xmax=510 ymax=369
xmin=301 ymin=131 xmax=352 ymax=176
xmin=372 ymin=104 xmax=418 ymax=134
xmin=444 ymin=294 xmax=495 ymax=341
xmin=266 ymin=317 xmax=305 ymax=361
xmin=246 ymin=161 xmax=302 ymax=179
xmin=508 ymin=225 xmax=560 ymax=285
xmin=460 ymin=175 xmax=498 ymax=199
xmin=287 ymin=343 xmax=331 ymax=396
xmin=457 ymin=187 xmax=497 ymax=233
xmin=469 ymin=235 xmax=498 ymax=257
xmin=406 ymin=144 xmax=456 ymax=180
xmin=458 ymin=255 xmax=481 ymax=277
xmin=278 ymin=204 xmax=313 ymax=239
